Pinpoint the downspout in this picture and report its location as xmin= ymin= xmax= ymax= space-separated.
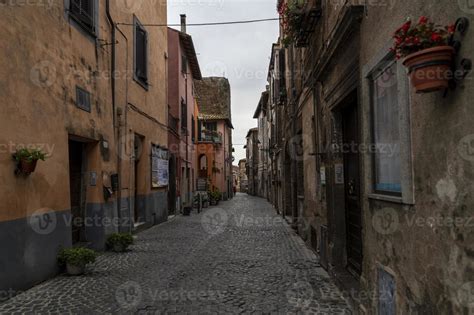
xmin=106 ymin=0 xmax=122 ymax=231
xmin=290 ymin=45 xmax=298 ymax=229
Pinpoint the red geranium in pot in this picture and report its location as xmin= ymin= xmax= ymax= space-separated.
xmin=392 ymin=16 xmax=456 ymax=93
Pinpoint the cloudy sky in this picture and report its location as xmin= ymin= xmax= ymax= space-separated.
xmin=167 ymin=0 xmax=279 ymax=164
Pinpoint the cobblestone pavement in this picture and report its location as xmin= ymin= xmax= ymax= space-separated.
xmin=0 ymin=193 xmax=351 ymax=314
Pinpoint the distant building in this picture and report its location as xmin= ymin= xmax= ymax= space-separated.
xmin=238 ymin=159 xmax=248 ymax=193
xmin=167 ymin=15 xmax=202 ymax=212
xmin=245 ymin=128 xmax=259 ymax=196
xmin=195 ymin=77 xmax=234 ymax=200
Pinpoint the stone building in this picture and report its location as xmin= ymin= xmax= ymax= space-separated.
xmin=253 ymin=90 xmax=272 ymax=200
xmin=194 ymin=77 xmax=234 ymax=200
xmin=238 ymin=158 xmax=248 ymax=193
xmin=0 ymin=0 xmax=168 ymax=292
xmin=245 ymin=128 xmax=259 ymax=196
xmin=267 ymin=0 xmax=474 ymax=313
xmin=167 ymin=15 xmax=202 ymax=213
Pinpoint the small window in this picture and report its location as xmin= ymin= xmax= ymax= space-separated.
xmin=181 ymin=100 xmax=187 ymax=132
xmin=191 ymin=115 xmax=195 ymax=142
xmin=76 ymin=86 xmax=91 ymax=112
xmin=371 ymin=62 xmax=401 ymax=195
xmin=69 ymin=0 xmax=95 ymax=35
xmin=134 ymin=17 xmax=148 ymax=88
xmin=181 ymin=55 xmax=188 ymax=74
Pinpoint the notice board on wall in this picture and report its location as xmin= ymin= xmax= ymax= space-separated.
xmin=151 ymin=145 xmax=169 ymax=188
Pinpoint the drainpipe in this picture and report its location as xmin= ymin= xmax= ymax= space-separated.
xmin=181 ymin=14 xmax=191 ymax=206
xmin=106 ymin=0 xmax=122 ymax=231
xmin=290 ymin=46 xmax=298 ymax=229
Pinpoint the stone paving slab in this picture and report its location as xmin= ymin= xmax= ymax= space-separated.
xmin=0 ymin=193 xmax=351 ymax=314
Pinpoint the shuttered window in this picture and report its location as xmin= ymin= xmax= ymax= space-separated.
xmin=70 ymin=0 xmax=95 ymax=34
xmin=134 ymin=17 xmax=148 ymax=87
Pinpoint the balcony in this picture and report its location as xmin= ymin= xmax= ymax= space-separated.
xmin=279 ymin=0 xmax=322 ymax=48
xmin=199 ymin=130 xmax=223 ymax=144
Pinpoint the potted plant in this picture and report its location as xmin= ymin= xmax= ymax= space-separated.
xmin=58 ymin=247 xmax=97 ymax=276
xmin=106 ymin=233 xmax=134 ymax=252
xmin=392 ymin=16 xmax=456 ymax=93
xmin=278 ymin=0 xmax=304 ymax=46
xmin=13 ymin=148 xmax=47 ymax=174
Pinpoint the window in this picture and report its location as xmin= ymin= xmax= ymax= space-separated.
xmin=181 ymin=55 xmax=188 ymax=74
xmin=76 ymin=86 xmax=91 ymax=112
xmin=134 ymin=17 xmax=148 ymax=88
xmin=371 ymin=62 xmax=401 ymax=195
xmin=191 ymin=115 xmax=195 ymax=142
xmin=69 ymin=0 xmax=95 ymax=35
xmin=181 ymin=100 xmax=187 ymax=132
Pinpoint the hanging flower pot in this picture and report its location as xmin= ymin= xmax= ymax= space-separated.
xmin=19 ymin=158 xmax=38 ymax=174
xmin=403 ymin=46 xmax=455 ymax=93
xmin=13 ymin=148 xmax=47 ymax=175
xmin=392 ymin=16 xmax=456 ymax=93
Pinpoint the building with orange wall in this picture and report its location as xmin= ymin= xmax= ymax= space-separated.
xmin=194 ymin=77 xmax=234 ymax=199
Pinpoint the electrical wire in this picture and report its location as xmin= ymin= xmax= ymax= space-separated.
xmin=116 ymin=17 xmax=280 ymax=27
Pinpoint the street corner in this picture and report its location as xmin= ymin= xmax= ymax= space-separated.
xmin=201 ymin=207 xmax=229 ymax=235
xmin=115 ymin=281 xmax=143 ymax=310
xmin=28 ymin=208 xmax=57 ymax=235
xmin=372 ymin=207 xmax=399 ymax=235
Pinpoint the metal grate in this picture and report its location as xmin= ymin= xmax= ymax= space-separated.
xmin=75 ymin=86 xmax=91 ymax=112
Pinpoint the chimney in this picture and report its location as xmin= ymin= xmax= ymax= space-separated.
xmin=180 ymin=14 xmax=187 ymax=34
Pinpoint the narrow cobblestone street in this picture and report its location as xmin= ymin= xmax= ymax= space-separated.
xmin=0 ymin=194 xmax=350 ymax=314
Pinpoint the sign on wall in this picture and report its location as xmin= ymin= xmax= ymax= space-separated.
xmin=151 ymin=145 xmax=169 ymax=188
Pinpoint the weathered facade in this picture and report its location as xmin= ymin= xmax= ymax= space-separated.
xmin=265 ymin=0 xmax=474 ymax=313
xmin=0 ymin=0 xmax=168 ymax=292
xmin=167 ymin=15 xmax=202 ymax=213
xmin=238 ymin=158 xmax=248 ymax=193
xmin=245 ymin=128 xmax=259 ymax=196
xmin=194 ymin=77 xmax=234 ymax=199
xmin=253 ymin=90 xmax=272 ymax=200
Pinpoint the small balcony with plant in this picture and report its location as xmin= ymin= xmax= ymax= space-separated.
xmin=277 ymin=0 xmax=322 ymax=47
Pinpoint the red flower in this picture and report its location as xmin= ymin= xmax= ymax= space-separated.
xmin=418 ymin=16 xmax=429 ymax=25
xmin=401 ymin=21 xmax=412 ymax=33
xmin=431 ymin=32 xmax=442 ymax=42
xmin=395 ymin=20 xmax=412 ymax=34
xmin=413 ymin=37 xmax=421 ymax=44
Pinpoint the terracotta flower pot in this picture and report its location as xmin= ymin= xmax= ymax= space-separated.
xmin=19 ymin=159 xmax=38 ymax=174
xmin=403 ymin=46 xmax=455 ymax=93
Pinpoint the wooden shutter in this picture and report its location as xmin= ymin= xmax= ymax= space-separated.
xmin=135 ymin=24 xmax=148 ymax=82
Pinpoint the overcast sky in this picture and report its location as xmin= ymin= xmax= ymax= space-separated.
xmin=167 ymin=0 xmax=279 ymax=164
